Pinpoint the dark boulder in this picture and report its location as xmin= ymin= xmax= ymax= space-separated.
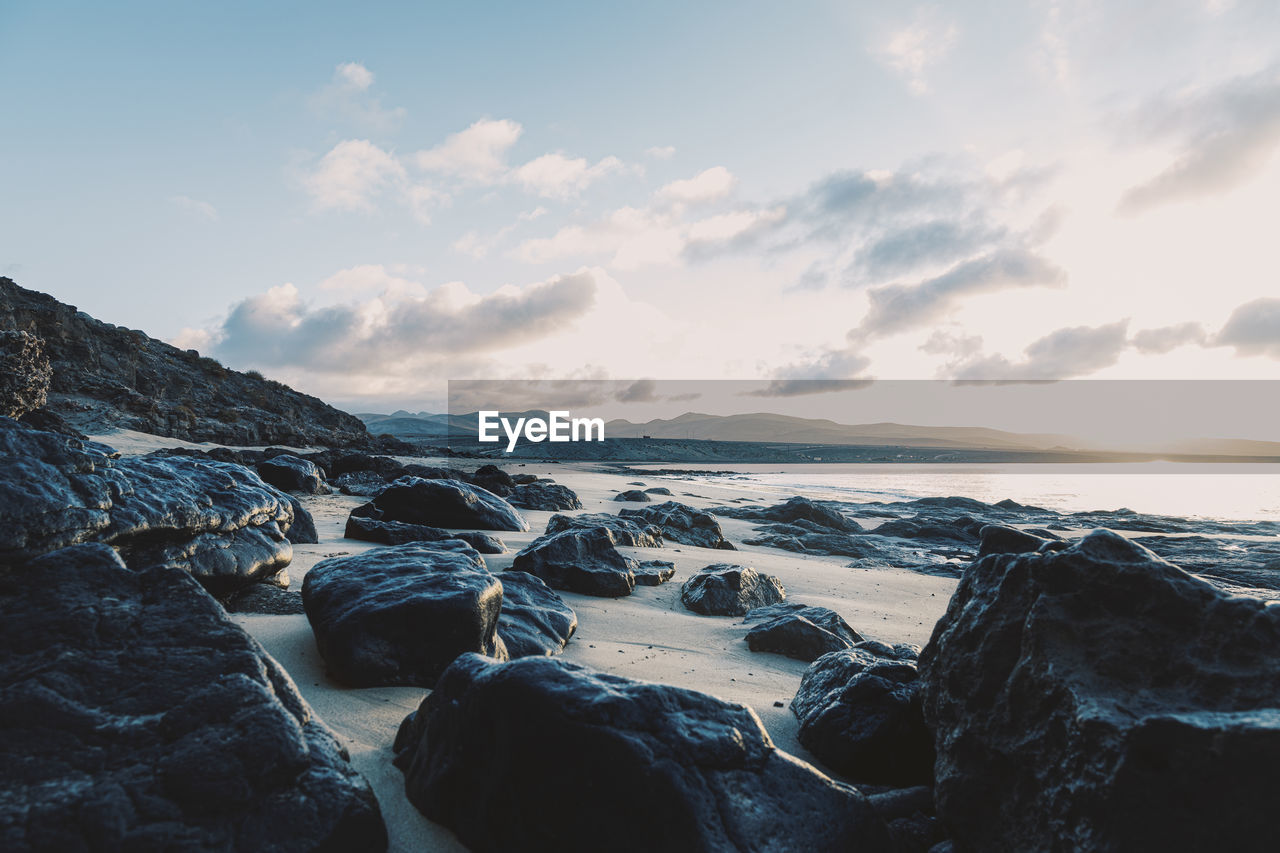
xmin=976 ymin=524 xmax=1055 ymax=557
xmin=619 ymin=501 xmax=735 ymax=550
xmin=715 ymin=496 xmax=862 ymax=533
xmin=371 ymin=477 xmax=529 ymax=532
xmin=919 ymin=529 xmax=1280 ymax=853
xmin=643 ymin=486 xmax=673 ymax=495
xmin=744 ymin=603 xmax=864 ymax=662
xmin=508 ymin=481 xmax=583 ymax=511
xmin=284 ymin=495 xmax=319 ymax=544
xmin=545 ymin=512 xmax=663 ymax=547
xmin=614 ymin=489 xmax=652 ymax=502
xmin=0 ymin=329 xmax=51 ymax=418
xmin=330 ymin=453 xmax=406 ymax=478
xmin=257 ymin=453 xmax=328 ymax=495
xmin=680 ymin=563 xmax=785 ymax=616
xmin=791 ymin=646 xmax=933 ymax=785
xmin=333 ymin=470 xmax=387 ymax=496
xmin=302 ymin=541 xmax=508 ymax=687
xmin=0 ymin=417 xmax=294 ymax=596
xmin=469 ymin=464 xmax=514 ymax=497
xmin=344 ymin=514 xmax=506 ymax=554
xmin=511 ymin=528 xmax=637 ymax=598
xmin=0 ymin=543 xmax=386 ymax=851
xmin=496 ymin=571 xmax=578 ymax=658
xmin=392 ymin=654 xmax=894 ymax=853
xmin=511 ymin=473 xmax=539 ymax=485
xmin=634 ymin=559 xmax=676 ymax=586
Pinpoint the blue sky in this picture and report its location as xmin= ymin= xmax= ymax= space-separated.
xmin=3 ymin=0 xmax=1280 ymax=411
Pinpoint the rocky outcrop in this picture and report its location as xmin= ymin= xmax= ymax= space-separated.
xmin=792 ymin=645 xmax=933 ymax=786
xmin=333 ymin=470 xmax=387 ymax=496
xmin=344 ymin=514 xmax=506 ymax=553
xmin=366 ymin=477 xmax=529 ymax=532
xmin=0 ymin=416 xmax=295 ymax=596
xmin=680 ymin=563 xmax=786 ymax=616
xmin=545 ymin=512 xmax=663 ymax=547
xmin=0 ymin=329 xmax=51 ymax=418
xmin=392 ymin=654 xmax=894 ymax=853
xmin=258 ymin=453 xmax=328 ymax=494
xmin=495 ymin=571 xmax=578 ymax=658
xmin=614 ymin=489 xmax=652 ymax=502
xmin=744 ymin=602 xmax=864 ymax=662
xmin=975 ymin=524 xmax=1058 ymax=556
xmin=715 ymin=496 xmax=862 ymax=533
xmin=919 ymin=529 xmax=1280 ymax=852
xmin=0 ymin=277 xmax=376 ymax=447
xmin=619 ymin=501 xmax=735 ymax=550
xmin=507 ymin=481 xmax=583 ymax=511
xmin=511 ymin=528 xmax=638 ymax=598
xmin=302 ymin=541 xmax=508 ymax=687
xmin=0 ymin=543 xmax=386 ymax=851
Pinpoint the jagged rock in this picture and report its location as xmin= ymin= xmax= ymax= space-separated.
xmin=369 ymin=477 xmax=529 ymax=532
xmin=634 ymin=559 xmax=676 ymax=586
xmin=976 ymin=524 xmax=1057 ymax=557
xmin=0 ymin=277 xmax=371 ymax=446
xmin=791 ymin=646 xmax=933 ymax=785
xmin=0 ymin=543 xmax=386 ymax=851
xmin=744 ymin=603 xmax=863 ymax=662
xmin=545 ymin=513 xmax=663 ymax=547
xmin=643 ymin=486 xmax=673 ymax=496
xmin=919 ymin=529 xmax=1280 ymax=853
xmin=344 ymin=514 xmax=506 ymax=554
xmin=334 ymin=470 xmax=387 ymax=496
xmin=715 ymin=496 xmax=862 ymax=533
xmin=680 ymin=564 xmax=785 ymax=616
xmin=614 ymin=489 xmax=652 ymax=502
xmin=0 ymin=329 xmax=51 ymax=418
xmin=508 ymin=481 xmax=583 ymax=511
xmin=284 ymin=495 xmax=319 ymax=544
xmin=302 ymin=541 xmax=508 ymax=687
xmin=392 ymin=654 xmax=894 ymax=853
xmin=0 ymin=417 xmax=293 ymax=595
xmin=511 ymin=528 xmax=638 ymax=598
xmin=1131 ymin=533 xmax=1280 ymax=593
xmin=619 ymin=501 xmax=735 ymax=550
xmin=258 ymin=454 xmax=328 ymax=494
xmin=495 ymin=571 xmax=577 ymax=657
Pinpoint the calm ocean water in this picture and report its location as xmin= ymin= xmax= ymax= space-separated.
xmin=639 ymin=463 xmax=1280 ymax=524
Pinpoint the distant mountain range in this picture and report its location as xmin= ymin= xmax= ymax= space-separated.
xmin=355 ymin=409 xmax=1280 ymax=458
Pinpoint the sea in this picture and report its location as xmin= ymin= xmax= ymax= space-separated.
xmin=635 ymin=462 xmax=1280 ymax=525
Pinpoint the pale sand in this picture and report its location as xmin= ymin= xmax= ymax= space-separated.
xmin=93 ymin=432 xmax=957 ymax=851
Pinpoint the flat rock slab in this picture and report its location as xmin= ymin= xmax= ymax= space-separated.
xmin=744 ymin=603 xmax=864 ymax=662
xmin=634 ymin=559 xmax=675 ymax=586
xmin=680 ymin=563 xmax=786 ymax=616
xmin=370 ymin=477 xmax=529 ymax=532
xmin=0 ymin=543 xmax=386 ymax=851
xmin=919 ymin=529 xmax=1280 ymax=852
xmin=620 ymin=501 xmax=735 ymax=550
xmin=511 ymin=528 xmax=637 ymax=598
xmin=496 ymin=571 xmax=578 ymax=657
xmin=302 ymin=541 xmax=507 ymax=687
xmin=344 ymin=513 xmax=506 ymax=553
xmin=393 ymin=654 xmax=894 ymax=853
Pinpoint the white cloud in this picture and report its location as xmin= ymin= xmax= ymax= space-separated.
xmin=302 ymin=139 xmax=406 ymax=212
xmin=512 ymin=153 xmax=625 ymax=198
xmin=310 ymin=62 xmax=406 ymax=130
xmin=874 ymin=6 xmax=959 ymax=95
xmin=645 ymin=145 xmax=676 ymax=159
xmin=415 ymin=118 xmax=523 ymax=181
xmin=170 ymin=195 xmax=218 ymax=221
xmin=658 ymin=166 xmax=737 ymax=203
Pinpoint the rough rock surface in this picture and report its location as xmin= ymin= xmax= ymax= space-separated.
xmin=0 ymin=329 xmax=51 ymax=418
xmin=0 ymin=416 xmax=294 ymax=595
xmin=257 ymin=453 xmax=328 ymax=494
xmin=0 ymin=543 xmax=387 ymax=851
xmin=619 ymin=501 xmax=735 ymax=550
xmin=976 ymin=524 xmax=1057 ymax=557
xmin=792 ymin=645 xmax=934 ymax=786
xmin=919 ymin=529 xmax=1280 ymax=853
xmin=284 ymin=495 xmax=319 ymax=545
xmin=716 ymin=496 xmax=862 ymax=533
xmin=392 ymin=654 xmax=894 ymax=853
xmin=369 ymin=477 xmax=529 ymax=532
xmin=545 ymin=512 xmax=663 ymax=547
xmin=634 ymin=559 xmax=676 ymax=586
xmin=680 ymin=563 xmax=786 ymax=616
xmin=302 ymin=541 xmax=508 ymax=687
xmin=495 ymin=571 xmax=578 ymax=658
xmin=744 ymin=602 xmax=864 ymax=662
xmin=0 ymin=277 xmax=375 ymax=446
xmin=344 ymin=514 xmax=506 ymax=554
xmin=511 ymin=528 xmax=638 ymax=598
xmin=614 ymin=489 xmax=652 ymax=502
xmin=334 ymin=470 xmax=388 ymax=496
xmin=507 ymin=481 xmax=583 ymax=511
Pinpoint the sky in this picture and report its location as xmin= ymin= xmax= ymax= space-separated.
xmin=3 ymin=0 xmax=1280 ymax=415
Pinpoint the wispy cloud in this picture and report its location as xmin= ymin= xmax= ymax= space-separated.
xmin=658 ymin=166 xmax=737 ymax=203
xmin=170 ymin=195 xmax=218 ymax=221
xmin=1214 ymin=297 xmax=1280 ymax=358
xmin=874 ymin=6 xmax=959 ymax=95
xmin=309 ymin=62 xmax=407 ymax=130
xmin=946 ymin=321 xmax=1131 ymax=379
